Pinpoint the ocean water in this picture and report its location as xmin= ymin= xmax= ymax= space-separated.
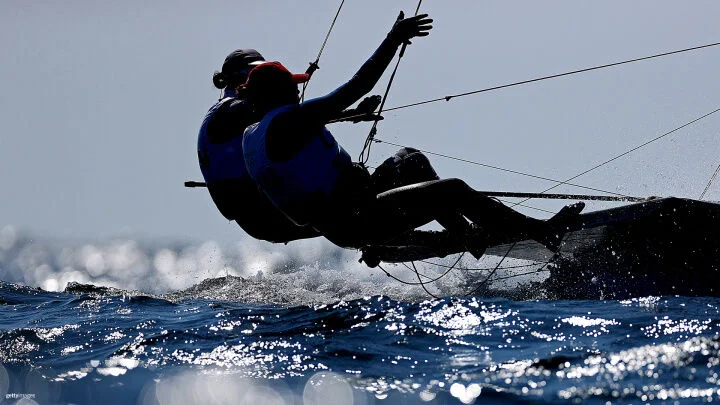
xmin=1 ymin=225 xmax=719 ymax=404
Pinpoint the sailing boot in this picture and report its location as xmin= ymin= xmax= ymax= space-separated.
xmin=536 ymin=202 xmax=585 ymax=253
xmin=465 ymin=224 xmax=489 ymax=260
xmin=360 ymin=246 xmax=381 ymax=268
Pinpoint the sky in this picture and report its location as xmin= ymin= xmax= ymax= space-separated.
xmin=1 ymin=0 xmax=720 ymax=244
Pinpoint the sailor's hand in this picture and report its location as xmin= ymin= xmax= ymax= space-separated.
xmin=348 ymin=95 xmax=384 ymax=122
xmin=388 ymin=13 xmax=433 ymax=45
xmin=331 ymin=109 xmax=383 ymax=123
xmin=356 ymin=95 xmax=382 ymax=114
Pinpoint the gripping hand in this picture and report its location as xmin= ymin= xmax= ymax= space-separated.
xmin=352 ymin=95 xmax=383 ymax=122
xmin=387 ymin=13 xmax=433 ymax=45
xmin=356 ymin=95 xmax=381 ymax=115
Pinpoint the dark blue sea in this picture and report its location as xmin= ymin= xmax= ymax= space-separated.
xmin=1 ymin=225 xmax=719 ymax=404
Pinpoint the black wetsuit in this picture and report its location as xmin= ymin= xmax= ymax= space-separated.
xmin=256 ymin=35 xmax=546 ymax=251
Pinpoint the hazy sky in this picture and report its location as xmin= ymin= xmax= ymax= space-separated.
xmin=2 ymin=0 xmax=719 ymax=243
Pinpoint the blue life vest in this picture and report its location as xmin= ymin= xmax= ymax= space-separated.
xmin=243 ymin=104 xmax=352 ymax=225
xmin=197 ymin=97 xmax=250 ymax=184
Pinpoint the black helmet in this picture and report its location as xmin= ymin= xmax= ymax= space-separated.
xmin=213 ymin=49 xmax=265 ymax=89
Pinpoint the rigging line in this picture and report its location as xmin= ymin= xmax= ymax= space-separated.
xmin=488 ymin=264 xmax=552 ymax=283
xmin=376 ymin=252 xmax=466 ymax=287
xmin=376 ymin=262 xmax=441 ymax=286
xmin=300 ymin=0 xmax=346 ymax=102
xmin=473 ymin=250 xmax=558 ymax=285
xmin=511 ymin=106 xmax=720 ymax=207
xmin=377 ymin=254 xmax=458 ymax=287
xmin=465 ymin=242 xmax=517 ymax=296
xmin=481 ymin=191 xmax=643 ymax=202
xmin=314 ymin=0 xmax=346 ymax=63
xmin=400 ymin=261 xmax=438 ymax=282
xmin=378 ymin=263 xmax=421 ymax=286
xmin=418 ymin=259 xmax=543 ymax=271
xmin=359 ymin=1 xmax=423 ymax=164
xmin=399 ymin=253 xmax=464 ymax=284
xmin=373 ymin=138 xmax=634 ymax=197
xmin=699 ymin=158 xmax=720 ymax=200
xmin=412 ymin=261 xmax=439 ymax=299
xmin=380 ymin=252 xmax=550 ymax=290
xmin=381 ymin=41 xmax=720 ymax=113
xmin=496 ymin=198 xmax=555 ymax=214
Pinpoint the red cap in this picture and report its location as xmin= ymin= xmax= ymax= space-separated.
xmin=245 ymin=62 xmax=310 ymax=91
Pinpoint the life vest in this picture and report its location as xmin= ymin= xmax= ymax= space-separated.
xmin=196 ymin=97 xmax=250 ymax=184
xmin=243 ymin=104 xmax=353 ymax=225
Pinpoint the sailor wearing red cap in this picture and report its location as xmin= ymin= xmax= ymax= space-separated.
xmin=242 ymin=13 xmax=584 ymax=256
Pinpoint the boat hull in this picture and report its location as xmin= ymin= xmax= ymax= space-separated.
xmin=371 ymin=197 xmax=720 ymax=299
xmin=545 ymin=197 xmax=720 ymax=299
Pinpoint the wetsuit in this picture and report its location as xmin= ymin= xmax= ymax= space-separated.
xmin=197 ymin=89 xmax=319 ymax=243
xmin=243 ymin=30 xmax=566 ymax=255
xmin=243 ymin=35 xmax=482 ymax=248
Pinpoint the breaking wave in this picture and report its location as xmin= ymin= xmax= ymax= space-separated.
xmin=0 ymin=225 xmax=546 ymax=304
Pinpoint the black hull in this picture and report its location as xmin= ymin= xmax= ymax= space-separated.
xmin=544 ymin=197 xmax=720 ymax=299
xmin=371 ymin=197 xmax=720 ymax=299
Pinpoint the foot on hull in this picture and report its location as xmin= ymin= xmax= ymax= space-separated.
xmin=538 ymin=202 xmax=585 ymax=252
xmin=464 ymin=224 xmax=488 ymax=260
xmin=359 ymin=247 xmax=381 ymax=268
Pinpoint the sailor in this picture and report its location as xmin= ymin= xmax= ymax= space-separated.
xmin=197 ymin=49 xmax=396 ymax=243
xmin=242 ymin=13 xmax=584 ymax=256
xmin=197 ymin=49 xmax=321 ymax=243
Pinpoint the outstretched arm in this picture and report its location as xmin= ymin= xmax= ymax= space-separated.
xmin=298 ymin=13 xmax=433 ymax=124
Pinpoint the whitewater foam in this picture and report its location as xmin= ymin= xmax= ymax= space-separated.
xmin=0 ymin=227 xmax=547 ymax=303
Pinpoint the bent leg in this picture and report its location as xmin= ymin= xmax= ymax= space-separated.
xmin=372 ymin=147 xmax=440 ymax=193
xmin=371 ymin=149 xmax=471 ymax=241
xmin=373 ymin=178 xmax=544 ymax=245
xmin=360 ymin=229 xmax=472 ymax=267
xmin=323 ymin=177 xmax=582 ymax=257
